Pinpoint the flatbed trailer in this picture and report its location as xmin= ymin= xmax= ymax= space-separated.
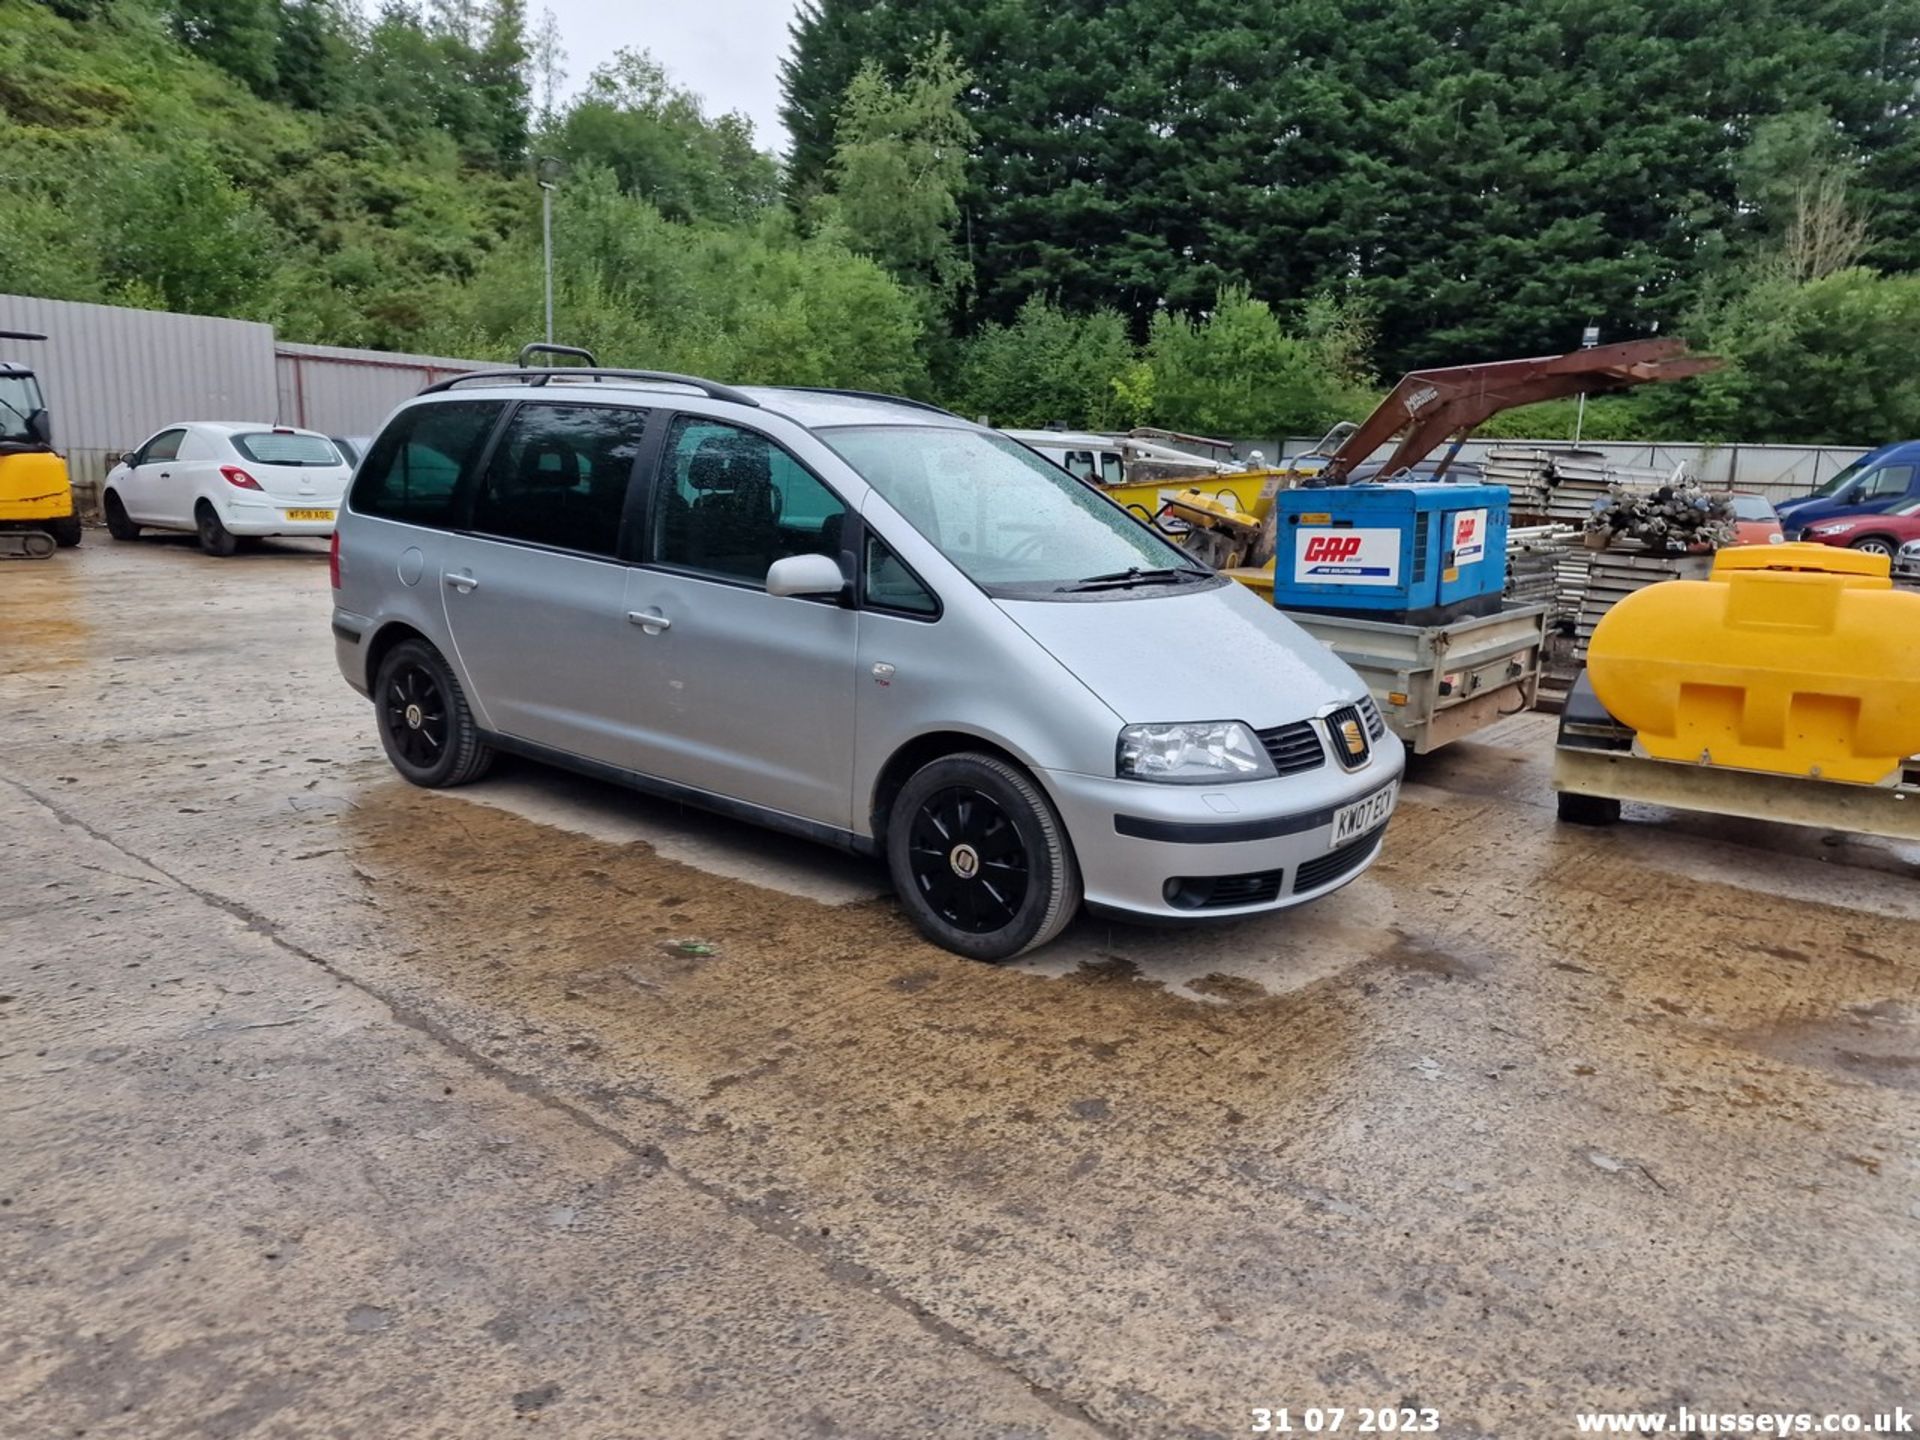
xmin=1226 ymin=568 xmax=1549 ymax=753
xmin=1552 ymin=669 xmax=1920 ymax=840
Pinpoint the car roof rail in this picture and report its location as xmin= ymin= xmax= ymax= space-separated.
xmin=419 ymin=367 xmax=762 ymax=408
xmin=762 ymin=386 xmax=967 ymax=421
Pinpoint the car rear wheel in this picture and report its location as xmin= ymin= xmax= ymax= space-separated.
xmin=886 ymin=752 xmax=1080 ymax=961
xmin=195 ymin=502 xmax=238 ymax=557
xmin=103 ymin=492 xmax=139 ymax=541
xmin=1848 ymin=535 xmax=1895 ymax=556
xmin=373 ymin=638 xmax=494 ymax=788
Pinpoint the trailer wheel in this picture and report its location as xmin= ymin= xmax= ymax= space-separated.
xmin=1556 ymin=791 xmax=1621 ymax=826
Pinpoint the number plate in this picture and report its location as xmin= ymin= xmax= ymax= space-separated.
xmin=1330 ymin=782 xmax=1397 ymax=844
xmin=284 ymin=508 xmax=336 ymax=523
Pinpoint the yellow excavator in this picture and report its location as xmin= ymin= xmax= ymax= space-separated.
xmin=1 ymin=330 xmax=81 ymax=559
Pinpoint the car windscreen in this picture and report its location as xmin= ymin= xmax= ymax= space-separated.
xmin=232 ymin=432 xmax=340 ymax=466
xmin=1810 ymin=458 xmax=1869 ymax=497
xmin=821 ymin=425 xmax=1214 ymax=598
xmin=1730 ymin=494 xmax=1776 ymax=520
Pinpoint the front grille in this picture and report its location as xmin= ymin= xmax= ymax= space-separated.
xmin=1165 ymin=867 xmax=1287 ymax=910
xmin=1358 ymin=695 xmax=1386 ymax=739
xmin=1294 ymin=832 xmax=1383 ymax=894
xmin=1257 ymin=720 xmax=1326 ymax=776
xmin=1324 ymin=704 xmax=1372 ymax=770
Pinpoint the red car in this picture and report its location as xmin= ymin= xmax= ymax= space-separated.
xmin=1799 ymin=497 xmax=1920 ymax=557
xmin=1729 ymin=492 xmax=1785 ymax=545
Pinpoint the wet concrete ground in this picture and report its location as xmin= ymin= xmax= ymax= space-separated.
xmin=4 ymin=537 xmax=1917 ymax=1438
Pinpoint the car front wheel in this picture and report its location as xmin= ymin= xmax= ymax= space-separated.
xmin=372 ymin=638 xmax=494 ymax=788
xmin=1848 ymin=535 xmax=1895 ymax=557
xmin=103 ymin=492 xmax=139 ymax=541
xmin=886 ymin=752 xmax=1081 ymax=961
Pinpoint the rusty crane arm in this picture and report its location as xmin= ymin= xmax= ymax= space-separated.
xmin=1317 ymin=338 xmax=1720 ymax=484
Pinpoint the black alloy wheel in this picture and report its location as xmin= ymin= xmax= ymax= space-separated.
xmin=906 ymin=785 xmax=1032 ymax=935
xmin=885 ymin=752 xmax=1081 ymax=961
xmin=383 ymin=660 xmax=449 ymax=772
xmin=371 ymin=638 xmax=494 ymax=788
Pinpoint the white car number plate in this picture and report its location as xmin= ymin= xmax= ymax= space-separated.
xmin=1330 ymin=782 xmax=1397 ymax=844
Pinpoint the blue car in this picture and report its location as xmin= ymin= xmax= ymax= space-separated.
xmin=1775 ymin=440 xmax=1920 ymax=536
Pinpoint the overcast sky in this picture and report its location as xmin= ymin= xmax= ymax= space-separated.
xmin=536 ymin=0 xmax=805 ymax=155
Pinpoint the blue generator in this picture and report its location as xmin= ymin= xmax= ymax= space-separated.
xmin=1270 ymin=482 xmax=1510 ymax=624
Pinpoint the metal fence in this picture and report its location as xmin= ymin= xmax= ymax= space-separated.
xmin=1265 ymin=436 xmax=1871 ymax=502
xmin=2 ymin=294 xmax=487 ymax=507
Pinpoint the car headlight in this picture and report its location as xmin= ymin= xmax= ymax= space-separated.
xmin=1818 ymin=523 xmax=1855 ymax=535
xmin=1117 ymin=721 xmax=1275 ymax=783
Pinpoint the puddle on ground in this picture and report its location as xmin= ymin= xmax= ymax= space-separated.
xmin=1731 ymin=1001 xmax=1920 ymax=1093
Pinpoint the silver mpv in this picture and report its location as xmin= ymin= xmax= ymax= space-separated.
xmin=330 ymin=368 xmax=1405 ymax=960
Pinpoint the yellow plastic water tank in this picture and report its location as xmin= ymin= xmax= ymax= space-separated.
xmin=1586 ymin=543 xmax=1920 ymax=784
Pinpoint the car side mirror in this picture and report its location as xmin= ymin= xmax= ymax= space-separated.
xmin=25 ymin=409 xmax=51 ymax=447
xmin=765 ymin=553 xmax=847 ymax=599
xmin=120 ymin=451 xmax=136 ymax=467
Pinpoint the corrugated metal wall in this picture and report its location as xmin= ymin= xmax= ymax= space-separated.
xmin=1 ymin=294 xmax=489 ymax=508
xmin=1 ymin=293 xmax=277 ymax=497
xmin=274 ymin=341 xmax=486 ymax=440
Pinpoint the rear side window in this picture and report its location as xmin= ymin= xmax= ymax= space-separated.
xmin=233 ymin=432 xmax=340 ymax=466
xmin=351 ymin=401 xmax=501 ymax=527
xmin=649 ymin=417 xmax=848 ymax=584
xmin=472 ymin=403 xmax=650 ymax=557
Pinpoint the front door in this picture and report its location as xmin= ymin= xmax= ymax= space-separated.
xmin=436 ymin=400 xmax=652 ymax=761
xmin=621 ymin=414 xmax=858 ymax=829
xmin=122 ymin=427 xmax=186 ymax=524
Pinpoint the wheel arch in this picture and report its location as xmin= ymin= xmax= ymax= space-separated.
xmin=869 ymin=729 xmax=1041 ymax=849
xmin=363 ymin=619 xmax=436 ymax=695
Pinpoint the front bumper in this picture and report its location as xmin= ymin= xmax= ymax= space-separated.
xmin=1041 ymin=735 xmax=1406 ymax=920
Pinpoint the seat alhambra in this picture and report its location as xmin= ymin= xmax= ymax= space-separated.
xmin=330 ymin=368 xmax=1403 ymax=959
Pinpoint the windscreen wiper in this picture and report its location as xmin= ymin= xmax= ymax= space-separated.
xmin=1057 ymin=565 xmax=1211 ymax=592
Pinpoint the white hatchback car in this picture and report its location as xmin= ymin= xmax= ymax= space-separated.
xmin=102 ymin=422 xmax=351 ymax=555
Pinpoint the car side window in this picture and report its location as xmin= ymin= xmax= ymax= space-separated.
xmin=863 ymin=532 xmax=938 ymax=617
xmin=1862 ymin=463 xmax=1917 ymax=499
xmin=138 ymin=429 xmax=185 ymax=465
xmin=471 ymin=403 xmax=649 ymax=558
xmin=1062 ymin=449 xmax=1095 ymax=479
xmin=351 ymin=401 xmax=501 ymax=528
xmin=1098 ymin=451 xmax=1125 ymax=485
xmin=649 ymin=417 xmax=847 ymax=584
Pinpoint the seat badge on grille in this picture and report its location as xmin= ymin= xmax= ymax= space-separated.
xmin=1328 ymin=708 xmax=1371 ymax=769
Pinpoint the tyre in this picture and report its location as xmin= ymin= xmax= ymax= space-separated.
xmin=103 ymin=491 xmax=140 ymax=541
xmin=886 ymin=752 xmax=1081 ymax=961
xmin=1848 ymin=535 xmax=1895 ymax=557
xmin=49 ymin=514 xmax=82 ymax=548
xmin=372 ymin=638 xmax=494 ymax=788
xmin=1556 ymin=791 xmax=1622 ymax=826
xmin=196 ymin=502 xmax=238 ymax=557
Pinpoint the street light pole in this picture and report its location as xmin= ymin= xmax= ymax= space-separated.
xmin=535 ymin=156 xmax=563 ymax=346
xmin=1574 ymin=322 xmax=1599 ymax=444
xmin=540 ymin=180 xmax=554 ymax=344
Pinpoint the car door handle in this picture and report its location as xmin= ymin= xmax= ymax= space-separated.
xmin=158 ymin=471 xmax=170 ymax=479
xmin=627 ymin=608 xmax=671 ymax=634
xmin=444 ymin=571 xmax=480 ymax=593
